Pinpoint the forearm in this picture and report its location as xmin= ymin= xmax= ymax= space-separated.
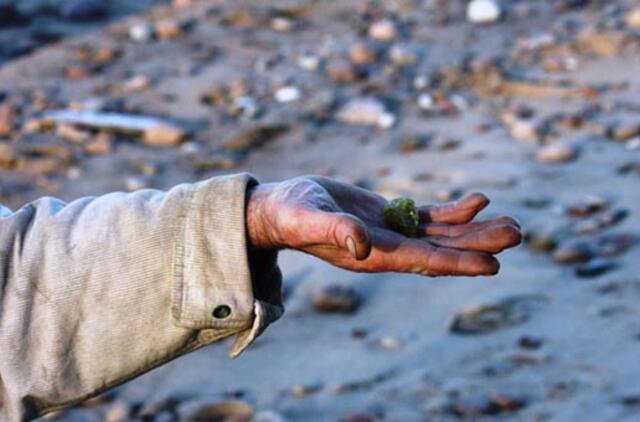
xmin=0 ymin=174 xmax=283 ymax=421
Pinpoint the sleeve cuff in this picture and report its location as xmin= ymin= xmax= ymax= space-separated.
xmin=171 ymin=173 xmax=284 ymax=357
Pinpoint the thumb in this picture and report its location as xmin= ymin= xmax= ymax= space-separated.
xmin=292 ymin=207 xmax=372 ymax=260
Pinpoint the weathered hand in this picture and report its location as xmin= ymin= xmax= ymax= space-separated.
xmin=246 ymin=176 xmax=521 ymax=276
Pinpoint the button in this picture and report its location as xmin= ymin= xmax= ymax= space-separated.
xmin=213 ymin=305 xmax=231 ymax=319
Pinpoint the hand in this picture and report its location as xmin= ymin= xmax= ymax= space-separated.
xmin=246 ymin=176 xmax=521 ymax=276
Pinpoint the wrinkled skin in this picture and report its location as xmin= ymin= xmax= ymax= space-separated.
xmin=246 ymin=176 xmax=522 ymax=277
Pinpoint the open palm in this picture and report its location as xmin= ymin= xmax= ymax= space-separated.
xmin=246 ymin=176 xmax=521 ymax=276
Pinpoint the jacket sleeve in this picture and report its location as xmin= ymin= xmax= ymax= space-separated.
xmin=0 ymin=173 xmax=283 ymax=421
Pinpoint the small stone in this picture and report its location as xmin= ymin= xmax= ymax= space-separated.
xmin=312 ymin=284 xmax=361 ymax=314
xmin=536 ymin=143 xmax=579 ymax=163
xmin=389 ymin=44 xmax=417 ymax=66
xmin=274 ymin=86 xmax=301 ymax=103
xmin=0 ymin=103 xmax=16 ymax=137
xmin=84 ymin=133 xmax=112 ymax=154
xmin=155 ymin=19 xmax=183 ymax=39
xmin=398 ymin=133 xmax=430 ymax=153
xmin=270 ymin=16 xmax=295 ymax=32
xmin=380 ymin=336 xmax=404 ymax=350
xmin=125 ymin=175 xmax=150 ymax=191
xmin=368 ymin=19 xmax=397 ymax=42
xmin=129 ymin=22 xmax=154 ymax=42
xmin=143 ymin=123 xmax=187 ymax=147
xmin=122 ymin=75 xmax=151 ymax=93
xmin=253 ymin=409 xmax=289 ymax=422
xmin=61 ymin=0 xmax=107 ymax=21
xmin=625 ymin=7 xmax=640 ymax=29
xmin=450 ymin=393 xmax=526 ymax=417
xmin=518 ymin=335 xmax=544 ymax=350
xmin=467 ymin=0 xmax=501 ymax=25
xmin=595 ymin=234 xmax=636 ymax=257
xmin=575 ymin=259 xmax=617 ymax=278
xmin=326 ymin=58 xmax=359 ymax=83
xmin=336 ymin=98 xmax=395 ymax=129
xmin=297 ymin=54 xmax=320 ymax=71
xmin=566 ymin=195 xmax=609 ymax=217
xmin=55 ymin=124 xmax=90 ymax=143
xmin=221 ymin=124 xmax=289 ymax=152
xmin=450 ymin=295 xmax=547 ymax=335
xmin=383 ymin=197 xmax=419 ymax=236
xmin=229 ymin=96 xmax=259 ymax=118
xmin=612 ymin=122 xmax=640 ymax=141
xmin=291 ymin=383 xmax=322 ymax=397
xmin=552 ymin=240 xmax=594 ymax=264
xmin=179 ymin=400 xmax=253 ymax=421
xmin=524 ymin=230 xmax=558 ymax=252
xmin=348 ymin=42 xmax=378 ymax=65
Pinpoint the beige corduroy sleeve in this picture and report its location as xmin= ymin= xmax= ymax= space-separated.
xmin=0 ymin=173 xmax=284 ymax=422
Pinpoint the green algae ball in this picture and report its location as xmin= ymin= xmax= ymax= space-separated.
xmin=383 ymin=197 xmax=419 ymax=237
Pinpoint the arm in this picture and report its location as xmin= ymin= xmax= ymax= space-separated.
xmin=0 ymin=174 xmax=520 ymax=421
xmin=0 ymin=173 xmax=282 ymax=421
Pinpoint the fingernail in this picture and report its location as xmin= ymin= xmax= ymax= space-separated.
xmin=346 ymin=236 xmax=357 ymax=259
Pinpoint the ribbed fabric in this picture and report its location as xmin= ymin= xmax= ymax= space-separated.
xmin=0 ymin=174 xmax=284 ymax=422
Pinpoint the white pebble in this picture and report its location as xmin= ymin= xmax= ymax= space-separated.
xmin=274 ymin=86 xmax=301 ymax=103
xmin=417 ymin=93 xmax=435 ymax=110
xmin=129 ymin=22 xmax=154 ymax=42
xmin=368 ymin=19 xmax=397 ymax=42
xmin=297 ymin=54 xmax=320 ymax=71
xmin=467 ymin=0 xmax=501 ymax=25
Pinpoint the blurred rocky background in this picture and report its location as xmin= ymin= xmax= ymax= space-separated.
xmin=1 ymin=0 xmax=640 ymax=421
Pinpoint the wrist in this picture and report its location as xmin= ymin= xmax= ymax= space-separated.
xmin=246 ymin=183 xmax=278 ymax=250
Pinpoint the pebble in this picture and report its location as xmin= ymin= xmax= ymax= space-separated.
xmin=154 ymin=19 xmax=183 ymax=39
xmin=519 ymin=335 xmax=544 ymax=350
xmin=129 ymin=22 xmax=154 ymax=42
xmin=143 ymin=123 xmax=187 ymax=147
xmin=125 ymin=175 xmax=150 ymax=191
xmin=625 ymin=7 xmax=640 ymax=29
xmin=552 ymin=240 xmax=594 ymax=264
xmin=291 ymin=383 xmax=322 ymax=397
xmin=254 ymin=409 xmax=289 ymax=422
xmin=536 ymin=142 xmax=579 ymax=163
xmin=336 ymin=98 xmax=396 ymax=129
xmin=467 ymin=0 xmax=502 ymax=25
xmin=595 ymin=233 xmax=636 ymax=257
xmin=326 ymin=58 xmax=359 ymax=83
xmin=270 ymin=16 xmax=295 ymax=32
xmin=524 ymin=229 xmax=558 ymax=252
xmin=368 ymin=19 xmax=397 ymax=42
xmin=274 ymin=86 xmax=301 ymax=103
xmin=84 ymin=133 xmax=112 ymax=154
xmin=565 ymin=195 xmax=609 ymax=217
xmin=450 ymin=295 xmax=546 ymax=335
xmin=450 ymin=393 xmax=526 ymax=417
xmin=55 ymin=123 xmax=90 ymax=143
xmin=122 ymin=75 xmax=151 ymax=92
xmin=229 ymin=96 xmax=259 ymax=119
xmin=297 ymin=54 xmax=320 ymax=71
xmin=312 ymin=284 xmax=361 ymax=314
xmin=575 ymin=259 xmax=617 ymax=278
xmin=348 ymin=42 xmax=378 ymax=65
xmin=389 ymin=44 xmax=417 ymax=66
xmin=178 ymin=400 xmax=253 ymax=421
xmin=61 ymin=0 xmax=107 ymax=22
xmin=0 ymin=103 xmax=16 ymax=137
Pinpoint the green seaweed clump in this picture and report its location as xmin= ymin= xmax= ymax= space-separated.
xmin=383 ymin=197 xmax=419 ymax=237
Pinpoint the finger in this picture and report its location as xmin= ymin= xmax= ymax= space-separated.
xmin=382 ymin=239 xmax=500 ymax=276
xmin=427 ymin=224 xmax=522 ymax=253
xmin=289 ymin=207 xmax=372 ymax=260
xmin=420 ymin=216 xmax=521 ymax=237
xmin=418 ymin=193 xmax=489 ymax=224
